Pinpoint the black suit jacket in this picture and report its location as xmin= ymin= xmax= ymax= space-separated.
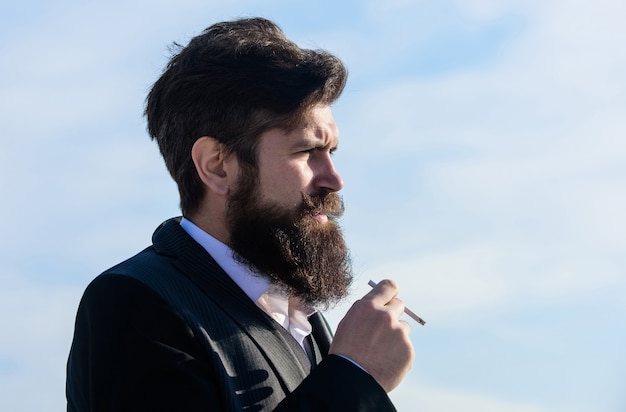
xmin=67 ymin=218 xmax=396 ymax=411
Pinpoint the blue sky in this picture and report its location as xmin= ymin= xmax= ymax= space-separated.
xmin=1 ymin=1 xmax=625 ymax=411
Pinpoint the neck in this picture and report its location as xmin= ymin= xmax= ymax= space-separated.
xmin=186 ymin=202 xmax=230 ymax=244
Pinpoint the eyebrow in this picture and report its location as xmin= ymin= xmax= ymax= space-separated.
xmin=291 ymin=139 xmax=338 ymax=152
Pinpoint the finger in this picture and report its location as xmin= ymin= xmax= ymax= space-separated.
xmin=385 ymin=297 xmax=406 ymax=317
xmin=397 ymin=319 xmax=412 ymax=335
xmin=364 ymin=279 xmax=399 ymax=304
xmin=375 ymin=298 xmax=407 ymax=326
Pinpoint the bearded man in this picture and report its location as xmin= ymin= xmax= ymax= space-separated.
xmin=66 ymin=17 xmax=414 ymax=411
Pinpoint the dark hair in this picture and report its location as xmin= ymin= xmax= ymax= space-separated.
xmin=145 ymin=17 xmax=347 ymax=216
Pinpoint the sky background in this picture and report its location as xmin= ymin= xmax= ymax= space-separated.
xmin=1 ymin=0 xmax=625 ymax=411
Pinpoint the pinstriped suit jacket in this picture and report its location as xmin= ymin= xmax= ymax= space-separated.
xmin=66 ymin=218 xmax=396 ymax=411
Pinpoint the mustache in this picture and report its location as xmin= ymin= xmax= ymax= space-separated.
xmin=300 ymin=192 xmax=345 ymax=220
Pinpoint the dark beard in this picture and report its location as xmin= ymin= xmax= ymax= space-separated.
xmin=227 ymin=171 xmax=352 ymax=309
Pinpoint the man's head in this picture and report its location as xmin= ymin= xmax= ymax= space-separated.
xmin=146 ymin=18 xmax=351 ymax=307
xmin=146 ymin=17 xmax=347 ymax=216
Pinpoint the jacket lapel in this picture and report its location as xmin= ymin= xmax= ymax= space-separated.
xmin=309 ymin=312 xmax=333 ymax=358
xmin=151 ymin=218 xmax=310 ymax=391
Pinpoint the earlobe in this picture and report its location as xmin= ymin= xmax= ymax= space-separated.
xmin=191 ymin=137 xmax=233 ymax=196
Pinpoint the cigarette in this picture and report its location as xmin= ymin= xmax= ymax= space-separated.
xmin=368 ymin=280 xmax=426 ymax=325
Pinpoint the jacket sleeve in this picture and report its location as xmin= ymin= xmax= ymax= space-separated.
xmin=274 ymin=354 xmax=397 ymax=411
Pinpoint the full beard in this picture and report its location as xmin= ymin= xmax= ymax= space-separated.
xmin=227 ymin=173 xmax=352 ymax=309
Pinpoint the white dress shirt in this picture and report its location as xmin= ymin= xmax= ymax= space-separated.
xmin=179 ymin=218 xmax=314 ymax=350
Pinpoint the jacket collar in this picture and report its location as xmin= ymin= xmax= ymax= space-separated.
xmin=151 ymin=217 xmax=312 ymax=390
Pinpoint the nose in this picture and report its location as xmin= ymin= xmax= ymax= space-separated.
xmin=313 ymin=153 xmax=344 ymax=193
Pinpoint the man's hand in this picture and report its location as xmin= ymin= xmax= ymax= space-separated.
xmin=329 ymin=279 xmax=415 ymax=392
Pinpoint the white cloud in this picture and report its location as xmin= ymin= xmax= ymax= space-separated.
xmin=0 ymin=271 xmax=82 ymax=412
xmin=391 ymin=381 xmax=574 ymax=412
xmin=364 ymin=243 xmax=508 ymax=321
xmin=454 ymin=0 xmax=528 ymax=22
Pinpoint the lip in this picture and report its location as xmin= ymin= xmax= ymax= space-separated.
xmin=312 ymin=213 xmax=328 ymax=223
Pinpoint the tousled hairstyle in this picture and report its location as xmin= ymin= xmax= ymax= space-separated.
xmin=145 ymin=17 xmax=348 ymax=216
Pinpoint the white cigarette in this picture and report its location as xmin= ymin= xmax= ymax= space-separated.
xmin=368 ymin=280 xmax=426 ymax=325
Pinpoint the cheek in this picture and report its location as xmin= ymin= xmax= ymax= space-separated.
xmin=259 ymin=161 xmax=313 ymax=204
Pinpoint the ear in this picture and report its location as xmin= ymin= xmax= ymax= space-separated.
xmin=191 ymin=137 xmax=237 ymax=196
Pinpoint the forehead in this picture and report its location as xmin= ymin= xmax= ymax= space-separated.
xmin=299 ymin=105 xmax=338 ymax=137
xmin=276 ymin=105 xmax=339 ymax=147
